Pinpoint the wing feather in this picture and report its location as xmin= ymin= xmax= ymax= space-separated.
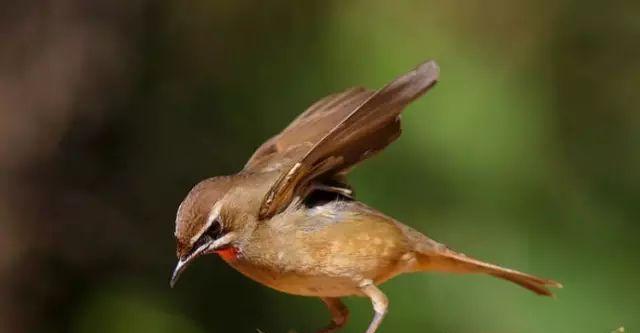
xmin=244 ymin=87 xmax=374 ymax=171
xmin=254 ymin=60 xmax=440 ymax=219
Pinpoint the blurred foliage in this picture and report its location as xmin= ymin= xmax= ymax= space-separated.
xmin=0 ymin=0 xmax=639 ymax=333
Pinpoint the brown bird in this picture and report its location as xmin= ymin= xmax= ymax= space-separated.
xmin=170 ymin=60 xmax=561 ymax=333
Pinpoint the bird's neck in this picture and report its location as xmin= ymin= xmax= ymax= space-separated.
xmin=215 ymin=246 xmax=240 ymax=261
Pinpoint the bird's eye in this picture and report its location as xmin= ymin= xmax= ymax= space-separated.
xmin=192 ymin=234 xmax=210 ymax=251
xmin=190 ymin=218 xmax=224 ymax=254
xmin=205 ymin=218 xmax=223 ymax=239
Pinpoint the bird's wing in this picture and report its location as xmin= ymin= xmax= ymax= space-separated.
xmin=244 ymin=87 xmax=376 ymax=171
xmin=254 ymin=60 xmax=440 ymax=220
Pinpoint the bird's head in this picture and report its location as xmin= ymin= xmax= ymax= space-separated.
xmin=170 ymin=176 xmax=243 ymax=287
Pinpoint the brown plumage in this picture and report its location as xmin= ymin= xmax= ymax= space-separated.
xmin=170 ymin=60 xmax=561 ymax=333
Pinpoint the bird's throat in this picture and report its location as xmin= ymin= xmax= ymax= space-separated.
xmin=215 ymin=246 xmax=239 ymax=261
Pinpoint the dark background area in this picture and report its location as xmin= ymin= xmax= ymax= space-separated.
xmin=1 ymin=1 xmax=639 ymax=332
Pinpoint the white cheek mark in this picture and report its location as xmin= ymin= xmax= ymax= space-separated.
xmin=209 ymin=232 xmax=237 ymax=250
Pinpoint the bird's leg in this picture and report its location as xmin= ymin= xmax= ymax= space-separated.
xmin=359 ymin=280 xmax=388 ymax=333
xmin=317 ymin=297 xmax=349 ymax=333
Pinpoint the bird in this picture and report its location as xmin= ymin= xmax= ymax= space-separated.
xmin=169 ymin=60 xmax=561 ymax=333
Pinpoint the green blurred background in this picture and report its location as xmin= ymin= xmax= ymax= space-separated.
xmin=1 ymin=0 xmax=639 ymax=332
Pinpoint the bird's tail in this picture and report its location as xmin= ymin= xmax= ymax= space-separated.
xmin=415 ymin=248 xmax=562 ymax=296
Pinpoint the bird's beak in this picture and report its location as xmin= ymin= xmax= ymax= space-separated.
xmin=170 ymin=241 xmax=210 ymax=288
xmin=169 ymin=232 xmax=237 ymax=288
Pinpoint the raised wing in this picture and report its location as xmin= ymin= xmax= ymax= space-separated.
xmin=257 ymin=60 xmax=440 ymax=219
xmin=244 ymin=87 xmax=375 ymax=171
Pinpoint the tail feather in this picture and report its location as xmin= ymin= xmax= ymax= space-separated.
xmin=416 ymin=249 xmax=562 ymax=296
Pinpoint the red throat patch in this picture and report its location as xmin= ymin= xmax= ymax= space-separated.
xmin=215 ymin=246 xmax=239 ymax=261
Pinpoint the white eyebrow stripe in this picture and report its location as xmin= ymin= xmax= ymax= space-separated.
xmin=189 ymin=201 xmax=223 ymax=245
